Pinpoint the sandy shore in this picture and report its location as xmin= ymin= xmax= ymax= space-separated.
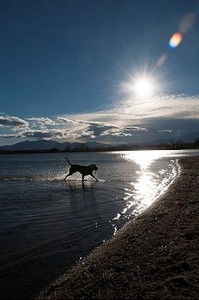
xmin=37 ymin=156 xmax=199 ymax=299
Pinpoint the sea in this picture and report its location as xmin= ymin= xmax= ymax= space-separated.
xmin=0 ymin=149 xmax=199 ymax=299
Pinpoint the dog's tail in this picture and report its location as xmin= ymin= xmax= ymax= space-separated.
xmin=64 ymin=157 xmax=72 ymax=165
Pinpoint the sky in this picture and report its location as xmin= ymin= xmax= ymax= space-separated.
xmin=0 ymin=0 xmax=199 ymax=146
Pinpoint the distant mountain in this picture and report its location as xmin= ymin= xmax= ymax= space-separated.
xmin=0 ymin=140 xmax=64 ymax=151
xmin=0 ymin=140 xmax=111 ymax=152
xmin=1 ymin=133 xmax=198 ymax=152
xmin=86 ymin=141 xmax=110 ymax=148
xmin=180 ymin=132 xmax=199 ymax=143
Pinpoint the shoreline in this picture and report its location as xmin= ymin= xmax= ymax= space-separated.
xmin=37 ymin=156 xmax=199 ymax=299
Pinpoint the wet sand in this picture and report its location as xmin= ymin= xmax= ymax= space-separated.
xmin=37 ymin=156 xmax=199 ymax=299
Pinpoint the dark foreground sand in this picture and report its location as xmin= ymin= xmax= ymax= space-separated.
xmin=37 ymin=157 xmax=199 ymax=299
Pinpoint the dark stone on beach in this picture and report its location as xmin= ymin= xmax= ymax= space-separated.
xmin=184 ymin=231 xmax=198 ymax=240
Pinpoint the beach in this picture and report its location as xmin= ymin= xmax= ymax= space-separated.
xmin=37 ymin=156 xmax=199 ymax=299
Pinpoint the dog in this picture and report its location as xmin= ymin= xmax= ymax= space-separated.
xmin=64 ymin=157 xmax=98 ymax=182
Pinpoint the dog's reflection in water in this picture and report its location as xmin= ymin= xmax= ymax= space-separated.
xmin=64 ymin=157 xmax=98 ymax=185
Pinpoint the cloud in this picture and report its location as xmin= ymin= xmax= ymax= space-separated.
xmin=26 ymin=117 xmax=55 ymax=127
xmin=0 ymin=116 xmax=28 ymax=128
xmin=0 ymin=94 xmax=198 ymax=145
xmin=18 ymin=129 xmax=68 ymax=140
xmin=55 ymin=94 xmax=199 ymax=142
xmin=157 ymin=129 xmax=172 ymax=133
xmin=78 ymin=122 xmax=120 ymax=137
xmin=124 ymin=125 xmax=148 ymax=132
xmin=113 ymin=94 xmax=199 ymax=120
xmin=55 ymin=117 xmax=123 ymax=139
xmin=59 ymin=120 xmax=122 ymax=139
xmin=0 ymin=134 xmax=17 ymax=138
xmin=57 ymin=117 xmax=77 ymax=124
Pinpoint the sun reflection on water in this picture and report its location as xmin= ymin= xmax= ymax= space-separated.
xmin=112 ymin=150 xmax=178 ymax=234
xmin=125 ymin=150 xmax=166 ymax=170
xmin=124 ymin=150 xmax=167 ymax=206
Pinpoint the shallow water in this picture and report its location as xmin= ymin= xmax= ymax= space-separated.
xmin=0 ymin=149 xmax=198 ymax=299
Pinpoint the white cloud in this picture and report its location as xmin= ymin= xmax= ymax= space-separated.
xmin=157 ymin=129 xmax=172 ymax=133
xmin=18 ymin=129 xmax=68 ymax=140
xmin=112 ymin=94 xmax=199 ymax=120
xmin=26 ymin=117 xmax=56 ymax=129
xmin=0 ymin=116 xmax=28 ymax=128
xmin=0 ymin=94 xmax=198 ymax=145
xmin=57 ymin=117 xmax=77 ymax=124
xmin=0 ymin=134 xmax=17 ymax=138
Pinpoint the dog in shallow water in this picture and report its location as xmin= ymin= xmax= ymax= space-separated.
xmin=64 ymin=157 xmax=98 ymax=182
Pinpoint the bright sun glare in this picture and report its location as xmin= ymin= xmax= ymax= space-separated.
xmin=123 ymin=75 xmax=155 ymax=98
xmin=134 ymin=78 xmax=154 ymax=97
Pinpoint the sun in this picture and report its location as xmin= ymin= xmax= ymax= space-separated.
xmin=120 ymin=73 xmax=157 ymax=98
xmin=122 ymin=74 xmax=157 ymax=99
xmin=134 ymin=78 xmax=154 ymax=97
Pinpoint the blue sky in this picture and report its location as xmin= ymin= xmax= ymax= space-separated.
xmin=0 ymin=0 xmax=199 ymax=146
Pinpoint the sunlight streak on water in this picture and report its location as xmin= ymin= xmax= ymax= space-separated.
xmin=112 ymin=150 xmax=179 ymax=233
xmin=133 ymin=172 xmax=157 ymax=206
xmin=124 ymin=149 xmax=168 ymax=169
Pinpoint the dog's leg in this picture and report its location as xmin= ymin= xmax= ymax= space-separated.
xmin=91 ymin=173 xmax=98 ymax=181
xmin=64 ymin=169 xmax=74 ymax=180
xmin=64 ymin=173 xmax=70 ymax=180
xmin=64 ymin=166 xmax=74 ymax=180
xmin=81 ymin=175 xmax=85 ymax=187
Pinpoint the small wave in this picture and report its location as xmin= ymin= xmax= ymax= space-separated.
xmin=0 ymin=175 xmax=35 ymax=182
xmin=98 ymin=178 xmax=105 ymax=182
xmin=0 ymin=175 xmax=65 ymax=182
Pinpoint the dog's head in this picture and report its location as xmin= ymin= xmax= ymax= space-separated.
xmin=88 ymin=164 xmax=98 ymax=171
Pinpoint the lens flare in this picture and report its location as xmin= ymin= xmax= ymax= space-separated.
xmin=169 ymin=32 xmax=183 ymax=48
xmin=157 ymin=53 xmax=168 ymax=67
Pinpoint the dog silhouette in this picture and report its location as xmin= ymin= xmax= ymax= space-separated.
xmin=64 ymin=157 xmax=98 ymax=182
